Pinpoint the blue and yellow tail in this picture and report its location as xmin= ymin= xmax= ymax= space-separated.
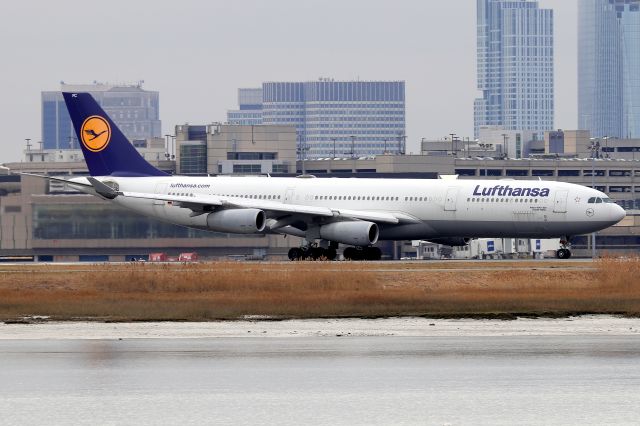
xmin=63 ymin=92 xmax=167 ymax=177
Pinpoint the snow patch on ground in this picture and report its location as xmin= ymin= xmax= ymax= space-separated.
xmin=1 ymin=315 xmax=640 ymax=340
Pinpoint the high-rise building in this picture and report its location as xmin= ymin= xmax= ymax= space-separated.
xmin=227 ymin=88 xmax=264 ymax=126
xmin=578 ymin=0 xmax=640 ymax=139
xmin=474 ymin=0 xmax=554 ymax=139
xmin=228 ymin=80 xmax=405 ymax=159
xmin=42 ymin=82 xmax=161 ymax=150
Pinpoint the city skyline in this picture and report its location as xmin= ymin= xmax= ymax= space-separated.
xmin=0 ymin=0 xmax=577 ymax=163
xmin=228 ymin=80 xmax=405 ymax=158
xmin=578 ymin=0 xmax=640 ymax=139
xmin=42 ymin=82 xmax=161 ymax=150
xmin=474 ymin=0 xmax=554 ymax=139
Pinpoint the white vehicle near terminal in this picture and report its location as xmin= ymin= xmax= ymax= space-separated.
xmin=24 ymin=93 xmax=626 ymax=260
xmin=414 ymin=238 xmax=562 ymax=260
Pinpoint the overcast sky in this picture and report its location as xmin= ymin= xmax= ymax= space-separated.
xmin=0 ymin=0 xmax=577 ymax=163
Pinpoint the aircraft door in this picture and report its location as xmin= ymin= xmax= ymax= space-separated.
xmin=284 ymin=187 xmax=296 ymax=204
xmin=153 ymin=183 xmax=168 ymax=217
xmin=553 ymin=190 xmax=568 ymax=213
xmin=444 ymin=187 xmax=458 ymax=211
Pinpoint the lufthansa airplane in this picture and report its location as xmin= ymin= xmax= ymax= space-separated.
xmin=26 ymin=93 xmax=626 ymax=260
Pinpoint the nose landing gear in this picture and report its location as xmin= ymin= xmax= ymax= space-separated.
xmin=556 ymin=237 xmax=572 ymax=259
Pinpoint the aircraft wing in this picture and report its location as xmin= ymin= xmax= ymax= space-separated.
xmin=19 ymin=173 xmax=93 ymax=188
xmin=118 ymin=191 xmax=402 ymax=224
xmin=19 ymin=175 xmax=410 ymax=225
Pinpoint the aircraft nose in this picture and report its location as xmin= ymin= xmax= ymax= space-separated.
xmin=611 ymin=204 xmax=626 ymax=223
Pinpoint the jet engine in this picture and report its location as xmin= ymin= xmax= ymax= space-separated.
xmin=427 ymin=237 xmax=471 ymax=247
xmin=206 ymin=209 xmax=266 ymax=234
xmin=319 ymin=221 xmax=379 ymax=246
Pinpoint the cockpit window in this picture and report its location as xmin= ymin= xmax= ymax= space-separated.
xmin=588 ymin=196 xmax=614 ymax=204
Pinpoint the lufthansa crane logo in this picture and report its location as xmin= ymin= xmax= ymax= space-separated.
xmin=80 ymin=116 xmax=111 ymax=152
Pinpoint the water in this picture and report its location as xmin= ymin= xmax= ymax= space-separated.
xmin=1 ymin=335 xmax=640 ymax=425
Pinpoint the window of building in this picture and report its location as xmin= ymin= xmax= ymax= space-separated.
xmin=610 ymin=170 xmax=631 ymax=177
xmin=227 ymin=152 xmax=277 ymax=160
xmin=558 ymin=170 xmax=580 ymax=177
xmin=272 ymin=164 xmax=288 ymax=174
xmin=233 ymin=164 xmax=262 ymax=174
xmin=609 ymin=186 xmax=632 ymax=193
xmin=506 ymin=169 xmax=528 ymax=176
xmin=532 ymin=169 xmax=554 ymax=176
xmin=455 ymin=169 xmax=476 ymax=176
xmin=484 ymin=169 xmax=502 ymax=176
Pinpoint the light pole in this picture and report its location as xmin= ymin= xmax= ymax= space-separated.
xmin=396 ymin=133 xmax=407 ymax=155
xmin=164 ymin=134 xmax=171 ymax=158
xmin=449 ymin=133 xmax=457 ymax=157
xmin=297 ymin=132 xmax=309 ymax=174
xmin=331 ymin=137 xmax=337 ymax=158
xmin=589 ymin=138 xmax=598 ymax=258
xmin=501 ymin=133 xmax=509 ymax=159
xmin=349 ymin=135 xmax=356 ymax=159
xmin=25 ymin=138 xmax=32 ymax=151
xmin=602 ymin=136 xmax=610 ymax=158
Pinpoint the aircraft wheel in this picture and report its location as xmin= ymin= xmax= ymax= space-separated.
xmin=311 ymin=247 xmax=325 ymax=260
xmin=365 ymin=247 xmax=382 ymax=261
xmin=288 ymin=247 xmax=303 ymax=261
xmin=556 ymin=248 xmax=569 ymax=259
xmin=343 ymin=247 xmax=356 ymax=260
xmin=325 ymin=248 xmax=337 ymax=261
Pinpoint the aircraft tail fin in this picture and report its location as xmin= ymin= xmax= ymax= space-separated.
xmin=62 ymin=92 xmax=167 ymax=177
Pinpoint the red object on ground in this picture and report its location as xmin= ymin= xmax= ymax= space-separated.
xmin=149 ymin=253 xmax=168 ymax=262
xmin=178 ymin=252 xmax=198 ymax=262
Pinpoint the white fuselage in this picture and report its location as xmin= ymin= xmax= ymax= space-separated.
xmin=73 ymin=175 xmax=625 ymax=241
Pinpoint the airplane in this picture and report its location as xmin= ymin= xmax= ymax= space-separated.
xmin=24 ymin=92 xmax=626 ymax=260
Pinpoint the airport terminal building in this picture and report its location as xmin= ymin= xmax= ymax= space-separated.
xmin=1 ymin=125 xmax=640 ymax=261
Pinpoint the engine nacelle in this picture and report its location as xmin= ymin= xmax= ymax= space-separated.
xmin=206 ymin=209 xmax=266 ymax=234
xmin=427 ymin=237 xmax=471 ymax=247
xmin=319 ymin=221 xmax=379 ymax=246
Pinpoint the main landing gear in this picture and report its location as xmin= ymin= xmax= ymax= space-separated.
xmin=556 ymin=237 xmax=572 ymax=259
xmin=343 ymin=246 xmax=382 ymax=261
xmin=288 ymin=244 xmax=337 ymax=261
xmin=287 ymin=243 xmax=382 ymax=261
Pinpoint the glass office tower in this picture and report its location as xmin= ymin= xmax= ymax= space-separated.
xmin=262 ymin=80 xmax=405 ymax=158
xmin=227 ymin=88 xmax=264 ymax=126
xmin=474 ymin=0 xmax=554 ymax=139
xmin=579 ymin=0 xmax=640 ymax=139
xmin=42 ymin=82 xmax=161 ymax=150
xmin=228 ymin=81 xmax=406 ymax=159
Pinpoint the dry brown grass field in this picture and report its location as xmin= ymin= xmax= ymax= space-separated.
xmin=0 ymin=258 xmax=639 ymax=321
